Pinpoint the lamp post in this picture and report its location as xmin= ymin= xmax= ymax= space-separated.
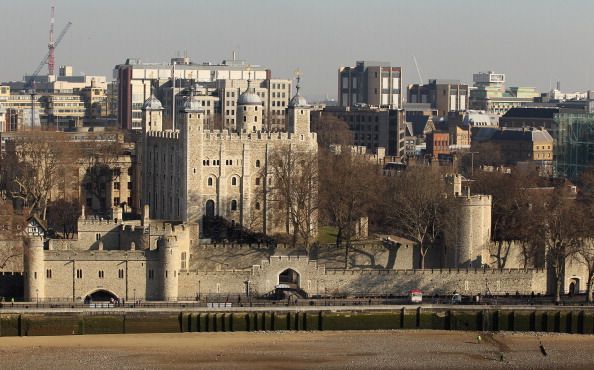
xmin=456 ymin=151 xmax=479 ymax=178
xmin=36 ymin=288 xmax=39 ymax=307
xmin=133 ymin=288 xmax=136 ymax=303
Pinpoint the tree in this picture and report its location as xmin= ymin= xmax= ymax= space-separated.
xmin=78 ymin=133 xmax=125 ymax=214
xmin=46 ymin=199 xmax=80 ymax=239
xmin=541 ymin=190 xmax=583 ymax=303
xmin=311 ymin=113 xmax=353 ymax=149
xmin=385 ymin=166 xmax=449 ymax=269
xmin=267 ymin=146 xmax=318 ymax=253
xmin=1 ymin=130 xmax=72 ymax=220
xmin=319 ymin=151 xmax=382 ymax=266
xmin=0 ymin=199 xmax=26 ymax=271
xmin=577 ymin=237 xmax=594 ymax=303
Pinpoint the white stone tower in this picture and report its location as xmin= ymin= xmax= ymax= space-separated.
xmin=158 ymin=235 xmax=180 ymax=301
xmin=236 ymin=77 xmax=263 ymax=132
xmin=288 ymin=74 xmax=311 ymax=136
xmin=180 ymin=93 xmax=206 ymax=223
xmin=24 ymin=236 xmax=45 ymax=301
xmin=141 ymin=94 xmax=164 ymax=132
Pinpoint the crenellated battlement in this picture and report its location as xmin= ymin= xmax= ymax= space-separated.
xmin=78 ymin=217 xmax=122 ymax=226
xmin=146 ymin=130 xmax=180 ymax=140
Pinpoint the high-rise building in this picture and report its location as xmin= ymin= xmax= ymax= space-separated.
xmin=338 ymin=61 xmax=402 ymax=109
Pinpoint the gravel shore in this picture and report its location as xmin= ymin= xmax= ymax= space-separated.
xmin=1 ymin=330 xmax=593 ymax=369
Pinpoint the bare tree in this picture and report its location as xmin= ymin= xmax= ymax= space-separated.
xmin=541 ymin=190 xmax=583 ymax=303
xmin=0 ymin=200 xmax=26 ymax=271
xmin=577 ymin=237 xmax=594 ymax=303
xmin=47 ymin=198 xmax=81 ymax=239
xmin=472 ymin=169 xmax=541 ymax=268
xmin=267 ymin=146 xmax=318 ymax=253
xmin=1 ymin=130 xmax=72 ymax=219
xmin=385 ymin=166 xmax=449 ymax=269
xmin=311 ymin=113 xmax=353 ymax=149
xmin=319 ymin=150 xmax=382 ymax=266
xmin=78 ymin=133 xmax=125 ymax=214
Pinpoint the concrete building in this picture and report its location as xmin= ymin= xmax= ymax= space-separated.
xmin=470 ymin=71 xmax=539 ymax=115
xmin=313 ymin=105 xmax=405 ymax=156
xmin=114 ymin=57 xmax=290 ymax=131
xmin=338 ymin=61 xmax=402 ymax=109
xmin=407 ymin=79 xmax=469 ymax=117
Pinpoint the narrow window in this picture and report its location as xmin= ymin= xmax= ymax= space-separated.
xmin=231 ymin=200 xmax=238 ymax=211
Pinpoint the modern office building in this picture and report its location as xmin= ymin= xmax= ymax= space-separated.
xmin=407 ymin=79 xmax=469 ymax=117
xmin=313 ymin=105 xmax=405 ymax=156
xmin=469 ymin=71 xmax=539 ymax=115
xmin=114 ymin=57 xmax=290 ymax=131
xmin=338 ymin=61 xmax=402 ymax=109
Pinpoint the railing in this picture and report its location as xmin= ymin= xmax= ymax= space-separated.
xmin=1 ymin=293 xmax=593 ymax=310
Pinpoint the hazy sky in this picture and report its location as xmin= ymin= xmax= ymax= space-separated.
xmin=2 ymin=0 xmax=594 ymax=100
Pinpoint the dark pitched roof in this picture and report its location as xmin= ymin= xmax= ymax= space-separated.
xmin=502 ymin=107 xmax=559 ymax=119
xmin=408 ymin=116 xmax=433 ymax=136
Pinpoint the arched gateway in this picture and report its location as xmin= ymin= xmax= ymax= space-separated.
xmin=278 ymin=268 xmax=300 ymax=288
xmin=84 ymin=289 xmax=119 ymax=303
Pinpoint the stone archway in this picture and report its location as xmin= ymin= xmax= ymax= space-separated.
xmin=205 ymin=199 xmax=215 ymax=217
xmin=569 ymin=278 xmax=580 ymax=296
xmin=278 ymin=268 xmax=300 ymax=288
xmin=84 ymin=289 xmax=119 ymax=303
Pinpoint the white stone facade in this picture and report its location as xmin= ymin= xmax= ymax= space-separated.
xmin=141 ymin=85 xmax=318 ymax=235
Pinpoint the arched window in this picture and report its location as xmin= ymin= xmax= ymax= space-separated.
xmin=231 ymin=200 xmax=237 ymax=211
xmin=255 ymin=178 xmax=260 ymax=185
xmin=232 ymin=177 xmax=237 ymax=186
xmin=255 ymin=202 xmax=261 ymax=210
xmin=254 ymin=116 xmax=258 ymax=122
xmin=255 ymin=160 xmax=261 ymax=167
xmin=208 ymin=177 xmax=213 ymax=186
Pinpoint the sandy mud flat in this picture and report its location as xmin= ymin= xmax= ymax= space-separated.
xmin=1 ymin=330 xmax=593 ymax=369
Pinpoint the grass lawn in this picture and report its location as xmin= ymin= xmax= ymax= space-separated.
xmin=317 ymin=225 xmax=338 ymax=244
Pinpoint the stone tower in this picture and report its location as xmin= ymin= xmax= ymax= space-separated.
xmin=453 ymin=192 xmax=492 ymax=267
xmin=158 ymin=235 xmax=180 ymax=301
xmin=236 ymin=79 xmax=263 ymax=132
xmin=180 ymin=93 xmax=206 ymax=223
xmin=288 ymin=75 xmax=311 ymax=136
xmin=24 ymin=236 xmax=45 ymax=301
xmin=141 ymin=94 xmax=164 ymax=132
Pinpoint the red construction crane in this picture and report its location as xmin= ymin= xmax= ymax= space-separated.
xmin=25 ymin=9 xmax=72 ymax=127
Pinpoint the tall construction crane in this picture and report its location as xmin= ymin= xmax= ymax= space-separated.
xmin=25 ymin=10 xmax=72 ymax=127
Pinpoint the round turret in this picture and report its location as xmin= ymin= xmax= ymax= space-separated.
xmin=289 ymin=93 xmax=308 ymax=107
xmin=237 ymin=88 xmax=262 ymax=106
xmin=236 ymin=80 xmax=263 ymax=132
xmin=24 ymin=236 xmax=45 ymax=302
xmin=158 ymin=236 xmax=179 ymax=301
xmin=142 ymin=94 xmax=163 ymax=111
xmin=181 ymin=94 xmax=205 ymax=113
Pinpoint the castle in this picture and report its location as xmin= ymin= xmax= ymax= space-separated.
xmin=16 ymin=82 xmax=589 ymax=302
xmin=140 ymin=77 xmax=317 ymax=235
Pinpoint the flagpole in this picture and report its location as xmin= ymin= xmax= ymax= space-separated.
xmin=172 ymin=61 xmax=176 ymax=130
